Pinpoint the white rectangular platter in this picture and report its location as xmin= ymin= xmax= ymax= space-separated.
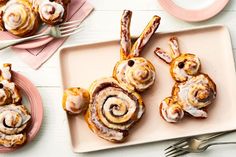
xmin=59 ymin=25 xmax=236 ymax=153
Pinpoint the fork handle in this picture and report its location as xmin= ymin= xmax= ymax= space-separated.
xmin=199 ymin=132 xmax=232 ymax=142
xmin=204 ymin=142 xmax=236 ymax=149
xmin=0 ymin=32 xmax=50 ymax=50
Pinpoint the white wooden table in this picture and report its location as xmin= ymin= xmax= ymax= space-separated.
xmin=1 ymin=0 xmax=236 ymax=156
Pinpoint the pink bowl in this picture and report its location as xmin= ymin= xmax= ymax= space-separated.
xmin=0 ymin=71 xmax=43 ymax=153
xmin=158 ymin=0 xmax=229 ymax=22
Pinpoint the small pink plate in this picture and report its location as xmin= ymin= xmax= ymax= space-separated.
xmin=158 ymin=0 xmax=229 ymax=22
xmin=0 ymin=71 xmax=43 ymax=153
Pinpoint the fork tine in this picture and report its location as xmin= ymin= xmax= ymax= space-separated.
xmin=172 ymin=151 xmax=189 ymax=157
xmin=165 ymin=150 xmax=186 ymax=157
xmin=60 ymin=25 xmax=81 ymax=34
xmin=165 ymin=139 xmax=188 ymax=151
xmin=60 ymin=27 xmax=83 ymax=37
xmin=59 ymin=19 xmax=82 ymax=26
xmin=59 ymin=22 xmax=81 ymax=30
xmin=165 ymin=143 xmax=188 ymax=156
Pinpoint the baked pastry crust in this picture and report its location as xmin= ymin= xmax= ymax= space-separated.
xmin=38 ymin=0 xmax=69 ymax=25
xmin=62 ymin=87 xmax=90 ymax=114
xmin=85 ymin=77 xmax=144 ymax=142
xmin=155 ymin=37 xmax=217 ymax=123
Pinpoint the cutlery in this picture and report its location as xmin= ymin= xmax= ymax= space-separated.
xmin=0 ymin=20 xmax=83 ymax=50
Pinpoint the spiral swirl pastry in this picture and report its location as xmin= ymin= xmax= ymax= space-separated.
xmin=160 ymin=97 xmax=184 ymax=123
xmin=85 ymin=77 xmax=144 ymax=142
xmin=62 ymin=87 xmax=90 ymax=114
xmin=2 ymin=0 xmax=39 ymax=37
xmin=0 ymin=104 xmax=31 ymax=135
xmin=0 ymin=132 xmax=26 ymax=147
xmin=172 ymin=74 xmax=216 ymax=118
xmin=170 ymin=54 xmax=201 ymax=82
xmin=113 ymin=57 xmax=156 ymax=92
xmin=39 ymin=0 xmax=65 ymax=25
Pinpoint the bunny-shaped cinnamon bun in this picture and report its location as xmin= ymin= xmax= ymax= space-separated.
xmin=85 ymin=10 xmax=161 ymax=143
xmin=155 ymin=37 xmax=217 ymax=123
xmin=113 ymin=10 xmax=161 ymax=92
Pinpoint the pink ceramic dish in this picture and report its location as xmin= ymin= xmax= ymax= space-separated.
xmin=158 ymin=0 xmax=229 ymax=22
xmin=0 ymin=71 xmax=43 ymax=153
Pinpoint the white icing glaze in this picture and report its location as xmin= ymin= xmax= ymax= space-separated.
xmin=0 ymin=104 xmax=31 ymax=135
xmin=176 ymin=74 xmax=215 ymax=117
xmin=115 ymin=58 xmax=155 ymax=92
xmin=1 ymin=66 xmax=11 ymax=80
xmin=3 ymin=0 xmax=36 ymax=34
xmin=0 ymin=132 xmax=25 ymax=147
xmin=161 ymin=101 xmax=184 ymax=123
xmin=39 ymin=0 xmax=64 ymax=22
xmin=1 ymin=80 xmax=19 ymax=100
xmin=65 ymin=93 xmax=83 ymax=114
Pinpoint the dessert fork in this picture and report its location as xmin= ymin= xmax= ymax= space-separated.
xmin=164 ymin=132 xmax=231 ymax=157
xmin=0 ymin=20 xmax=83 ymax=50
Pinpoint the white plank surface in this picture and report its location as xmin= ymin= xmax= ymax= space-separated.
xmin=1 ymin=0 xmax=236 ymax=156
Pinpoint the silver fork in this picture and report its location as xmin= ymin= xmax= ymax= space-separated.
xmin=173 ymin=141 xmax=236 ymax=153
xmin=0 ymin=20 xmax=83 ymax=50
xmin=164 ymin=132 xmax=229 ymax=157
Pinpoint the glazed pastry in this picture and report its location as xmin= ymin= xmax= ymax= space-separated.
xmin=62 ymin=87 xmax=90 ymax=114
xmin=113 ymin=57 xmax=155 ymax=92
xmin=85 ymin=77 xmax=144 ymax=142
xmin=120 ymin=10 xmax=132 ymax=60
xmin=172 ymin=74 xmax=216 ymax=117
xmin=2 ymin=0 xmax=39 ymax=37
xmin=160 ymin=97 xmax=184 ymax=123
xmin=0 ymin=104 xmax=31 ymax=135
xmin=0 ymin=64 xmax=21 ymax=105
xmin=38 ymin=0 xmax=69 ymax=25
xmin=113 ymin=10 xmax=160 ymax=92
xmin=154 ymin=36 xmax=217 ymax=122
xmin=0 ymin=104 xmax=30 ymax=147
xmin=0 ymin=132 xmax=26 ymax=147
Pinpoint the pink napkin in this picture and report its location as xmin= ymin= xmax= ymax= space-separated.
xmin=0 ymin=0 xmax=93 ymax=69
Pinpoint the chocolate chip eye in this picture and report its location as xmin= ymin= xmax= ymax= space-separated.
xmin=0 ymin=83 xmax=3 ymax=89
xmin=178 ymin=62 xmax=185 ymax=69
xmin=128 ymin=60 xmax=135 ymax=67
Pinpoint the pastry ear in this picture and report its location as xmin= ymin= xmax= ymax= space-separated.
xmin=120 ymin=10 xmax=132 ymax=60
xmin=130 ymin=15 xmax=161 ymax=58
xmin=154 ymin=47 xmax=172 ymax=64
xmin=0 ymin=63 xmax=12 ymax=81
xmin=168 ymin=36 xmax=181 ymax=58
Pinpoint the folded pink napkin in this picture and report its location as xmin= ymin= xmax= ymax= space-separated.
xmin=0 ymin=0 xmax=93 ymax=69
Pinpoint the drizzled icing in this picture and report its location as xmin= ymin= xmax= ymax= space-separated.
xmin=160 ymin=98 xmax=184 ymax=123
xmin=86 ymin=77 xmax=144 ymax=142
xmin=171 ymin=54 xmax=201 ymax=82
xmin=115 ymin=57 xmax=155 ymax=92
xmin=0 ymin=104 xmax=31 ymax=135
xmin=39 ymin=0 xmax=64 ymax=23
xmin=0 ymin=132 xmax=25 ymax=147
xmin=2 ymin=0 xmax=37 ymax=36
xmin=1 ymin=66 xmax=11 ymax=80
xmin=131 ymin=16 xmax=160 ymax=57
xmin=1 ymin=80 xmax=20 ymax=103
xmin=175 ymin=74 xmax=216 ymax=117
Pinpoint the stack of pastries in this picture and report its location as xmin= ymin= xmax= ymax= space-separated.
xmin=0 ymin=64 xmax=31 ymax=147
xmin=62 ymin=10 xmax=161 ymax=142
xmin=0 ymin=0 xmax=70 ymax=37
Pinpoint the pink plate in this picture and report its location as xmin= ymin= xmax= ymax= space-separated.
xmin=158 ymin=0 xmax=229 ymax=22
xmin=0 ymin=71 xmax=43 ymax=153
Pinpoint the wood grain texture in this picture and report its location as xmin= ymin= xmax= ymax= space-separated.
xmin=0 ymin=0 xmax=236 ymax=156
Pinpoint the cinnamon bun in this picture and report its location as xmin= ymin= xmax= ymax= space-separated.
xmin=0 ymin=132 xmax=26 ymax=147
xmin=85 ymin=77 xmax=144 ymax=142
xmin=172 ymin=74 xmax=216 ymax=118
xmin=170 ymin=54 xmax=201 ymax=82
xmin=113 ymin=57 xmax=155 ymax=92
xmin=62 ymin=87 xmax=90 ymax=114
xmin=160 ymin=97 xmax=184 ymax=123
xmin=38 ymin=0 xmax=68 ymax=25
xmin=2 ymin=0 xmax=39 ymax=37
